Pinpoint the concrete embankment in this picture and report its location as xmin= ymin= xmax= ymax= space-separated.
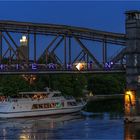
xmin=86 ymin=94 xmax=124 ymax=101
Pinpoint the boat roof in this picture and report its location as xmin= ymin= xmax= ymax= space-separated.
xmin=19 ymin=92 xmax=48 ymax=95
xmin=19 ymin=91 xmax=61 ymax=95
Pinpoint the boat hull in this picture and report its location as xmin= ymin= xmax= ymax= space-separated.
xmin=0 ymin=105 xmax=84 ymax=118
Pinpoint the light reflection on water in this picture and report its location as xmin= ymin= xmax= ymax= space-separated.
xmin=0 ymin=112 xmax=129 ymax=140
xmin=124 ymin=123 xmax=140 ymax=140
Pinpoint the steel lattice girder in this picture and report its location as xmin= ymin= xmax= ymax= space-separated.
xmin=0 ymin=20 xmax=126 ymax=46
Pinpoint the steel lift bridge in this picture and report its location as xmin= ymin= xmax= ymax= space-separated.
xmin=0 ymin=20 xmax=126 ymax=75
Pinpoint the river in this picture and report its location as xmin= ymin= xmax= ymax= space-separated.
xmin=0 ymin=111 xmax=136 ymax=140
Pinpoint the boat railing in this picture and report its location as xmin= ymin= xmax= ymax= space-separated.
xmin=8 ymin=98 xmax=32 ymax=102
xmin=0 ymin=95 xmax=67 ymax=102
xmin=6 ymin=96 xmax=63 ymax=102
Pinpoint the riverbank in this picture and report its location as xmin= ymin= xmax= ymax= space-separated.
xmin=85 ymin=98 xmax=124 ymax=113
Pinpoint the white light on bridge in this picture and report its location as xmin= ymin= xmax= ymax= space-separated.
xmin=76 ymin=62 xmax=85 ymax=71
xmin=20 ymin=35 xmax=27 ymax=46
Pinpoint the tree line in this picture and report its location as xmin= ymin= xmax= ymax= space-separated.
xmin=0 ymin=74 xmax=126 ymax=97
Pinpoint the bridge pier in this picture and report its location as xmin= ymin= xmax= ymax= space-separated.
xmin=125 ymin=11 xmax=140 ymax=122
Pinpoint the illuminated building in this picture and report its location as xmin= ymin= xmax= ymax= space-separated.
xmin=18 ymin=35 xmax=28 ymax=60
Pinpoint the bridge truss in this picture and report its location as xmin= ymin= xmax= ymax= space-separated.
xmin=0 ymin=20 xmax=126 ymax=74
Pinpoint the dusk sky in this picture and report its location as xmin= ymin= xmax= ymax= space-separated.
xmin=0 ymin=1 xmax=140 ymax=61
xmin=0 ymin=1 xmax=140 ymax=33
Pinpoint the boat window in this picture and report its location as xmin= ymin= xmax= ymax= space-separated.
xmin=32 ymin=104 xmax=38 ymax=109
xmin=0 ymin=96 xmax=6 ymax=102
xmin=32 ymin=95 xmax=37 ymax=99
xmin=64 ymin=96 xmax=74 ymax=100
xmin=32 ymin=104 xmax=45 ymax=109
xmin=54 ymin=102 xmax=64 ymax=108
xmin=52 ymin=94 xmax=61 ymax=97
xmin=44 ymin=103 xmax=50 ymax=108
xmin=61 ymin=102 xmax=64 ymax=107
xmin=67 ymin=102 xmax=77 ymax=106
xmin=32 ymin=102 xmax=64 ymax=110
xmin=28 ymin=94 xmax=33 ymax=98
xmin=22 ymin=94 xmax=30 ymax=98
xmin=32 ymin=94 xmax=47 ymax=100
xmin=50 ymin=103 xmax=55 ymax=108
xmin=38 ymin=104 xmax=44 ymax=108
xmin=72 ymin=102 xmax=77 ymax=106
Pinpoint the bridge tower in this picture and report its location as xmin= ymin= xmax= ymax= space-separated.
xmin=125 ymin=10 xmax=140 ymax=121
xmin=126 ymin=10 xmax=140 ymax=90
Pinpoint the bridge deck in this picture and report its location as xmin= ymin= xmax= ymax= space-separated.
xmin=0 ymin=70 xmax=126 ymax=75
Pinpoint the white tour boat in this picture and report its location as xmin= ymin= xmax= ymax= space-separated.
xmin=0 ymin=88 xmax=86 ymax=118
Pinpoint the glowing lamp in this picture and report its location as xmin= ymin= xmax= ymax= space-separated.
xmin=20 ymin=35 xmax=28 ymax=46
xmin=20 ymin=36 xmax=27 ymax=43
xmin=76 ymin=63 xmax=84 ymax=71
xmin=22 ymin=36 xmax=27 ymax=41
xmin=125 ymin=90 xmax=133 ymax=96
xmin=125 ymin=90 xmax=136 ymax=106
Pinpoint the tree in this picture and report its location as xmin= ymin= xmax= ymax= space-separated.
xmin=87 ymin=74 xmax=126 ymax=95
xmin=0 ymin=75 xmax=31 ymax=96
xmin=50 ymin=74 xmax=87 ymax=97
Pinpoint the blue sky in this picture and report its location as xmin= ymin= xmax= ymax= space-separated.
xmin=0 ymin=1 xmax=140 ymax=63
xmin=0 ymin=1 xmax=140 ymax=33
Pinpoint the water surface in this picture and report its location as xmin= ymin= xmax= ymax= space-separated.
xmin=0 ymin=112 xmax=126 ymax=140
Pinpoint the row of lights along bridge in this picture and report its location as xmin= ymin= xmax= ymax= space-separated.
xmin=0 ymin=61 xmax=114 ymax=71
